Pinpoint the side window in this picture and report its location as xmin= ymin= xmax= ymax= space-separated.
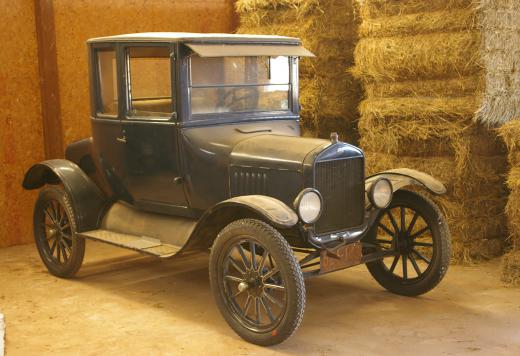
xmin=126 ymin=46 xmax=173 ymax=118
xmin=96 ymin=49 xmax=118 ymax=116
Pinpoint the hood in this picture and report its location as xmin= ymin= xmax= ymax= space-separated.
xmin=230 ymin=134 xmax=330 ymax=171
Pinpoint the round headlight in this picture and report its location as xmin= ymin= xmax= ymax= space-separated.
xmin=294 ymin=189 xmax=322 ymax=224
xmin=369 ymin=178 xmax=393 ymax=209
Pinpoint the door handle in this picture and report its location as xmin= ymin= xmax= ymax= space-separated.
xmin=116 ymin=136 xmax=127 ymax=144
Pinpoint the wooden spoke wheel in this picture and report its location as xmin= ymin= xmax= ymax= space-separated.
xmin=209 ymin=219 xmax=305 ymax=346
xmin=34 ymin=187 xmax=85 ymax=278
xmin=364 ymin=190 xmax=451 ymax=296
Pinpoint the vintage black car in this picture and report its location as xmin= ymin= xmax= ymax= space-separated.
xmin=23 ymin=33 xmax=451 ymax=346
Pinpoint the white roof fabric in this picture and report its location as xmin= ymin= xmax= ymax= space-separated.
xmin=186 ymin=43 xmax=315 ymax=57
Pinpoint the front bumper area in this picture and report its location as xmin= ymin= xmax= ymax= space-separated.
xmin=305 ymin=207 xmax=380 ymax=251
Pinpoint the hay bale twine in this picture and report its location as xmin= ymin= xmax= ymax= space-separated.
xmin=236 ymin=0 xmax=362 ymax=143
xmin=352 ymin=0 xmax=519 ymax=262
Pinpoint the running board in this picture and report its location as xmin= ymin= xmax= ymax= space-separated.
xmin=79 ymin=229 xmax=181 ymax=258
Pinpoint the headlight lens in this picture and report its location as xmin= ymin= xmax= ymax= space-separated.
xmin=295 ymin=189 xmax=322 ymax=224
xmin=370 ymin=178 xmax=393 ymax=209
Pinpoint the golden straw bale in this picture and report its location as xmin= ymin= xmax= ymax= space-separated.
xmin=498 ymin=117 xmax=520 ymax=153
xmin=360 ymin=115 xmax=505 ymax=157
xmin=353 ymin=0 xmax=518 ymax=263
xmin=499 ymin=119 xmax=520 ymax=282
xmin=237 ymin=0 xmax=362 ymax=139
xmin=501 ymin=250 xmax=520 ymax=285
xmin=363 ymin=151 xmax=506 ymax=192
xmin=236 ymin=0 xmax=320 ymax=15
xmin=359 ymin=96 xmax=479 ymax=121
xmin=299 ymin=78 xmax=320 ymax=132
xmin=352 ymin=32 xmax=482 ymax=82
xmin=452 ymin=235 xmax=504 ymax=263
xmin=505 ymin=186 xmax=520 ymax=246
xmin=506 ymin=166 xmax=520 ymax=190
xmin=352 ymin=0 xmax=520 ymax=126
xmin=363 ymin=76 xmax=483 ymax=99
xmin=359 ymin=8 xmax=477 ymax=38
xmin=315 ymin=117 xmax=359 ymax=144
xmin=357 ymin=97 xmax=479 ymax=154
xmin=361 ymin=132 xmax=504 ymax=158
xmin=506 ymin=151 xmax=520 ymax=168
xmin=358 ymin=0 xmax=473 ymax=19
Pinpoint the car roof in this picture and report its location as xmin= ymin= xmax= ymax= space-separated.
xmin=87 ymin=32 xmax=301 ymax=45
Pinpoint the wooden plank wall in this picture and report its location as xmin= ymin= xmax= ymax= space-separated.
xmin=0 ymin=0 xmax=237 ymax=248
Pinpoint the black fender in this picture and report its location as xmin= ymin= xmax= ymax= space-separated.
xmin=180 ymin=195 xmax=299 ymax=252
xmin=22 ymin=159 xmax=107 ymax=232
xmin=365 ymin=168 xmax=446 ymax=196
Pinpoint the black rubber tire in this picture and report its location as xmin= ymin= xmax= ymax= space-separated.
xmin=34 ymin=186 xmax=85 ymax=278
xmin=365 ymin=190 xmax=451 ymax=296
xmin=209 ymin=219 xmax=305 ymax=346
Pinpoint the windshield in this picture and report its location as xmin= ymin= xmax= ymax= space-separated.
xmin=189 ymin=56 xmax=291 ymax=117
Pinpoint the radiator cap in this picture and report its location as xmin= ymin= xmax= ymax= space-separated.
xmin=330 ymin=132 xmax=339 ymax=144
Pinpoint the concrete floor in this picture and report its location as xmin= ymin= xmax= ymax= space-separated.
xmin=1 ymin=241 xmax=519 ymax=356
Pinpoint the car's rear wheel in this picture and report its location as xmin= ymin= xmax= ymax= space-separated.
xmin=364 ymin=190 xmax=451 ymax=296
xmin=209 ymin=219 xmax=305 ymax=346
xmin=34 ymin=186 xmax=85 ymax=278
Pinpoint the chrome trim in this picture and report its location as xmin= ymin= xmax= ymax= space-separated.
xmin=306 ymin=208 xmax=380 ymax=249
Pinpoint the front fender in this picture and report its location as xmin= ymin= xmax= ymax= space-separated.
xmin=22 ymin=159 xmax=107 ymax=232
xmin=365 ymin=168 xmax=446 ymax=195
xmin=180 ymin=195 xmax=299 ymax=253
xmin=216 ymin=195 xmax=299 ymax=228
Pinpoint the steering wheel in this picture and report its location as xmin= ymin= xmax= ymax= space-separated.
xmin=217 ymin=87 xmax=259 ymax=111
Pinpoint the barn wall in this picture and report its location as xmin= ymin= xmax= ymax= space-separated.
xmin=0 ymin=0 xmax=236 ymax=248
xmin=0 ymin=0 xmax=45 ymax=248
xmin=52 ymin=0 xmax=237 ymax=145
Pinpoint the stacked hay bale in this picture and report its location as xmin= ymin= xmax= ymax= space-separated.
xmin=235 ymin=0 xmax=361 ymax=142
xmin=499 ymin=121 xmax=520 ymax=285
xmin=352 ymin=0 xmax=520 ymax=262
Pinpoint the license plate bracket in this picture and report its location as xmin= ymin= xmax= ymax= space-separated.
xmin=320 ymin=241 xmax=362 ymax=274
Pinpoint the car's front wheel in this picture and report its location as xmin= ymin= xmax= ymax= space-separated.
xmin=209 ymin=219 xmax=305 ymax=346
xmin=364 ymin=190 xmax=451 ymax=296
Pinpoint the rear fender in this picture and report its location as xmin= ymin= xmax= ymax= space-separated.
xmin=22 ymin=159 xmax=107 ymax=232
xmin=365 ymin=168 xmax=446 ymax=196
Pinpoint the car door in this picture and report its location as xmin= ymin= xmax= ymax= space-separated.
xmin=90 ymin=43 xmax=133 ymax=201
xmin=119 ymin=43 xmax=189 ymax=213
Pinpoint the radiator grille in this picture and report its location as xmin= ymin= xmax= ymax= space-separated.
xmin=314 ymin=157 xmax=364 ymax=234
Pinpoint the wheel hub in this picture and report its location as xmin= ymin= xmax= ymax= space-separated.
xmin=398 ymin=233 xmax=412 ymax=254
xmin=239 ymin=271 xmax=264 ymax=297
xmin=238 ymin=281 xmax=248 ymax=293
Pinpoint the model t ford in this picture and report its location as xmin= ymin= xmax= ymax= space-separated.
xmin=23 ymin=33 xmax=450 ymax=345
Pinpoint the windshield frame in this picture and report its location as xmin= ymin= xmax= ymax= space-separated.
xmin=185 ymin=54 xmax=300 ymax=126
